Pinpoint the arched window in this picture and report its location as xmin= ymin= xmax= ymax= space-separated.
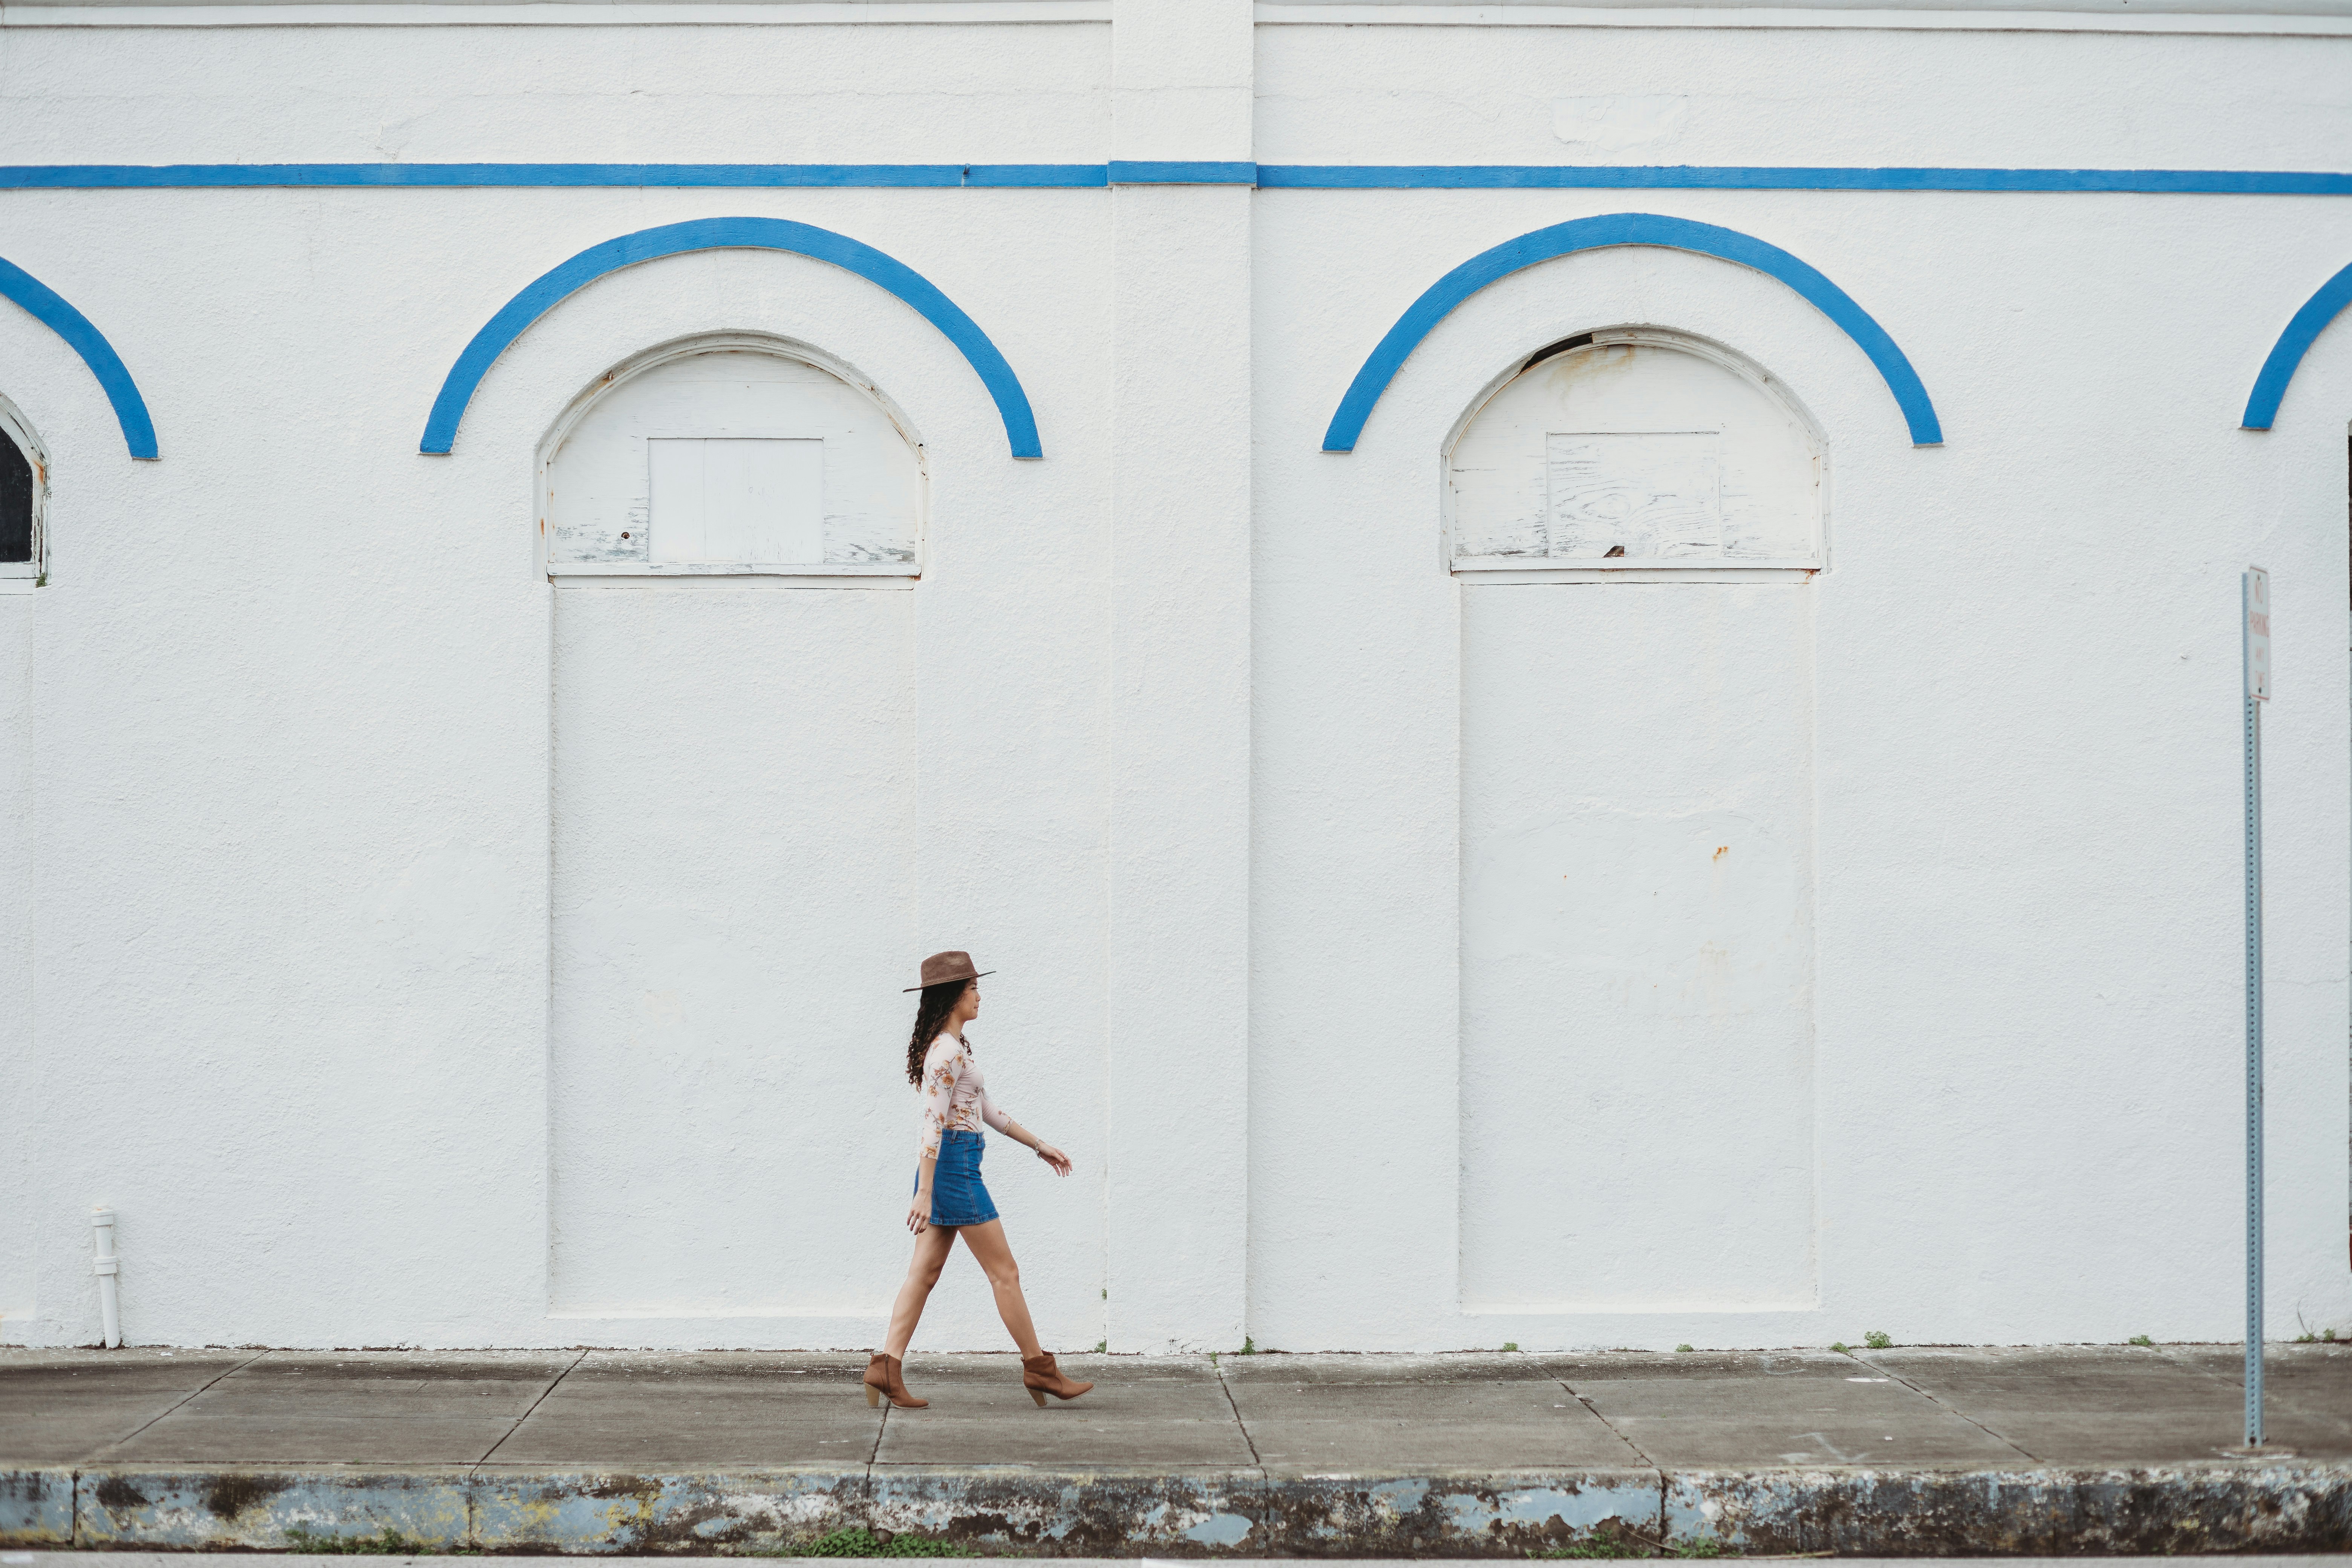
xmin=540 ymin=334 xmax=924 ymax=581
xmin=1446 ymin=329 xmax=1823 ymax=576
xmin=0 ymin=396 xmax=47 ymax=589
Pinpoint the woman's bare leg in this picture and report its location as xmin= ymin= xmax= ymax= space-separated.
xmin=883 ymin=1225 xmax=958 ymax=1359
xmin=956 ymin=1219 xmax=1044 ymax=1359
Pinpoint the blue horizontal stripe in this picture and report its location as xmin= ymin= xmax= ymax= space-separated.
xmin=2 ymin=162 xmax=2345 ymax=194
xmin=967 ymin=164 xmax=1109 ymax=188
xmin=1260 ymin=165 xmax=2352 ymax=194
xmin=1106 ymin=160 xmax=1259 ymax=185
xmin=0 ymin=163 xmax=1107 ymax=190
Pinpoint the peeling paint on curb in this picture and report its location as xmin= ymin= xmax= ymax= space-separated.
xmin=5 ymin=1462 xmax=2346 ymax=1554
xmin=473 ymin=1470 xmax=866 ymax=1555
xmin=867 ymin=1467 xmax=1660 ymax=1556
xmin=0 ymin=1470 xmax=72 ymax=1546
xmin=1663 ymin=1463 xmax=2352 ymax=1556
xmin=73 ymin=1470 xmax=470 ymax=1550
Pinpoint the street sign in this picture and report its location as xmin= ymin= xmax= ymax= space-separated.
xmin=2245 ymin=567 xmax=2272 ymax=700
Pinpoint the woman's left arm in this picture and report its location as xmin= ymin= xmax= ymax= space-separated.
xmin=983 ymin=1093 xmax=1072 ymax=1177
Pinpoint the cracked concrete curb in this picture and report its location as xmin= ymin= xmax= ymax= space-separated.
xmin=4 ymin=1462 xmax=2348 ymax=1555
xmin=1666 ymin=1464 xmax=2352 ymax=1555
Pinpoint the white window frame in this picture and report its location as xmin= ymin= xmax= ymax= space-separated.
xmin=1440 ymin=326 xmax=1831 ymax=583
xmin=0 ymin=394 xmax=50 ymax=593
xmin=536 ymin=332 xmax=926 ymax=587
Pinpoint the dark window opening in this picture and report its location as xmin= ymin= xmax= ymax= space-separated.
xmin=1522 ymin=334 xmax=1594 ymax=372
xmin=0 ymin=433 xmax=29 ymax=565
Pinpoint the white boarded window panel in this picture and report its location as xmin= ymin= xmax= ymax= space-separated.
xmin=1547 ymin=432 xmax=1721 ymax=559
xmin=545 ymin=349 xmax=921 ymax=573
xmin=1450 ymin=339 xmax=1820 ymax=570
xmin=649 ymin=438 xmax=823 ymax=565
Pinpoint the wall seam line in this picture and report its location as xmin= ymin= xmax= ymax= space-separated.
xmin=542 ymin=576 xmax=558 ymax=1331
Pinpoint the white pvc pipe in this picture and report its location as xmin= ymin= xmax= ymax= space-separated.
xmin=91 ymin=1207 xmax=121 ymax=1348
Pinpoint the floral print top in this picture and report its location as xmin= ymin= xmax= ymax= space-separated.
xmin=918 ymin=1033 xmax=1011 ymax=1158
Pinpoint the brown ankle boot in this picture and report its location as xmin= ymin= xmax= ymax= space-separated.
xmin=863 ymin=1353 xmax=927 ymax=1409
xmin=1021 ymin=1352 xmax=1093 ymax=1406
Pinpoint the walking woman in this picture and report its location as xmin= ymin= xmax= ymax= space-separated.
xmin=863 ymin=951 xmax=1096 ymax=1411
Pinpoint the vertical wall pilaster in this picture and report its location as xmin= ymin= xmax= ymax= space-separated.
xmin=1103 ymin=0 xmax=1253 ymax=1352
xmin=0 ymin=594 xmax=32 ymax=1331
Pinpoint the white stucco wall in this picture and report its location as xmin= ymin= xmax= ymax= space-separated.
xmin=1 ymin=0 xmax=2348 ymax=1352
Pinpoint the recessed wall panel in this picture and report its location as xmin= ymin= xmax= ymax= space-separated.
xmin=1459 ymin=582 xmax=1816 ymax=1311
xmin=550 ymin=586 xmax=915 ymax=1315
xmin=0 ymin=599 xmax=31 ymax=1330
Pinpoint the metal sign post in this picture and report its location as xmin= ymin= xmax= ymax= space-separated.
xmin=2242 ymin=566 xmax=2271 ymax=1449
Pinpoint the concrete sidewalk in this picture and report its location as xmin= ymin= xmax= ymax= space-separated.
xmin=5 ymin=1344 xmax=2350 ymax=1555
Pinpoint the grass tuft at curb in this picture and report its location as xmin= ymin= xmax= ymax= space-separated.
xmin=783 ymin=1528 xmax=977 ymax=1558
xmin=1531 ymin=1523 xmax=1726 ymax=1559
xmin=284 ymin=1527 xmax=478 ymax=1556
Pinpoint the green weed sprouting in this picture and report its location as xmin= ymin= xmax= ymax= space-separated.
xmin=1502 ymin=1342 xmax=1520 ymax=1353
xmin=1674 ymin=1344 xmax=1695 ymax=1354
xmin=1528 ymin=1523 xmax=1725 ymax=1559
xmin=283 ymin=1526 xmax=469 ymax=1556
xmin=2128 ymin=1334 xmax=2155 ymax=1347
xmin=1530 ymin=1525 xmax=1649 ymax=1559
xmin=1863 ymin=1331 xmax=1893 ymax=1350
xmin=787 ymin=1528 xmax=977 ymax=1558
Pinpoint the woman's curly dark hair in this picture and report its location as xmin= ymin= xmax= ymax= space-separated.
xmin=906 ymin=979 xmax=972 ymax=1086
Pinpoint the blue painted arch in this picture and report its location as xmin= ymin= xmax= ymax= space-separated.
xmin=2242 ymin=260 xmax=2352 ymax=430
xmin=422 ymin=217 xmax=1042 ymax=458
xmin=1321 ymin=213 xmax=1942 ymax=452
xmin=0 ymin=255 xmax=159 ymax=459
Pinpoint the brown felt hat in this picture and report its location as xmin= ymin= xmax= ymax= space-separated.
xmin=904 ymin=950 xmax=994 ymax=992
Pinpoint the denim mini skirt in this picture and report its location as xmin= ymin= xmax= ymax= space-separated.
xmin=920 ymin=1128 xmax=998 ymax=1228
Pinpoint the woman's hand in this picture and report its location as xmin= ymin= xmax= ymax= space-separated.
xmin=908 ymin=1153 xmax=937 ymax=1234
xmin=1033 ymin=1142 xmax=1072 ymax=1177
